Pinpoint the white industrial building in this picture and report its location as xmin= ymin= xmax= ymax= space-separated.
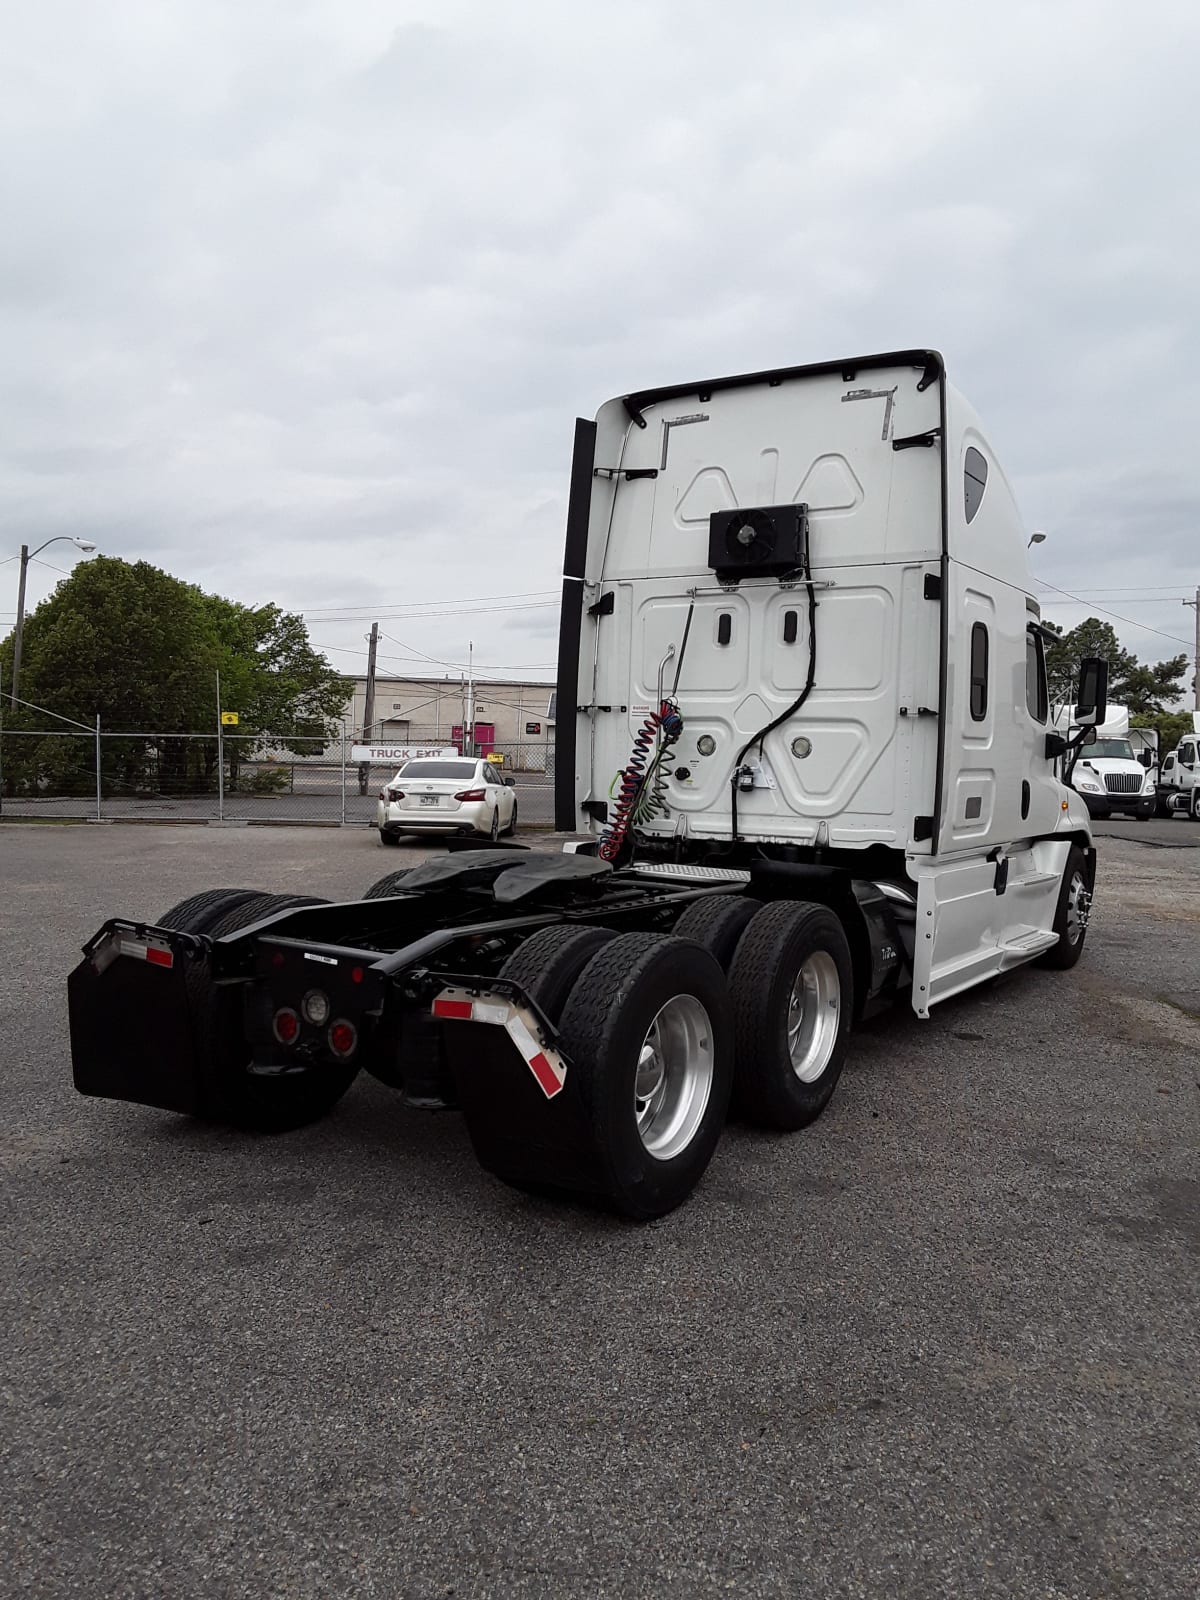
xmin=340 ymin=675 xmax=556 ymax=767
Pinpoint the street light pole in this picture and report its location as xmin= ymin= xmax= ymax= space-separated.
xmin=8 ymin=536 xmax=97 ymax=706
xmin=10 ymin=544 xmax=29 ymax=709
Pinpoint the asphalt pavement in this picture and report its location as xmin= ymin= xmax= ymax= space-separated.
xmin=1 ymin=824 xmax=1197 ymax=1599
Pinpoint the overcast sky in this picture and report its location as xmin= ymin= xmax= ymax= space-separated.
xmin=2 ymin=0 xmax=1197 ymax=692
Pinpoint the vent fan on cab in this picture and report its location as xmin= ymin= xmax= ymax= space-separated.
xmin=707 ymin=503 xmax=809 ymax=580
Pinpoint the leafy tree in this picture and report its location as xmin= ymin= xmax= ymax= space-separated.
xmin=1043 ymin=617 xmax=1188 ymax=715
xmin=1131 ymin=710 xmax=1195 ymax=758
xmin=1 ymin=558 xmax=347 ymax=798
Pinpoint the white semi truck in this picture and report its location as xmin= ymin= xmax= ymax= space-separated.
xmin=68 ymin=349 xmax=1107 ymax=1218
xmin=1157 ymin=715 xmax=1200 ymax=818
xmin=1056 ymin=704 xmax=1158 ymax=821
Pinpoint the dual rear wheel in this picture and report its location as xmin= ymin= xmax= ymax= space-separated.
xmin=463 ymin=896 xmax=854 ymax=1219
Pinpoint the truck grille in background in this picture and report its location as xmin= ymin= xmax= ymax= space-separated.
xmin=1103 ymin=773 xmax=1141 ymax=794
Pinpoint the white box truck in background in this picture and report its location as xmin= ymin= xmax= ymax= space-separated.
xmin=69 ymin=349 xmax=1110 ymax=1218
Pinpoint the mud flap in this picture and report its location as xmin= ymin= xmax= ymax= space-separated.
xmin=68 ymin=924 xmax=206 ymax=1114
xmin=437 ymin=987 xmax=603 ymax=1196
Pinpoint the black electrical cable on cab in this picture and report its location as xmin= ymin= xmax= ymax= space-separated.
xmin=729 ymin=574 xmax=817 ymax=845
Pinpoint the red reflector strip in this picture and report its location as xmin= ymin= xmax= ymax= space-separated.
xmin=432 ymin=998 xmax=474 ymax=1021
xmin=117 ymin=939 xmax=174 ymax=969
xmin=525 ymin=1051 xmax=561 ymax=1099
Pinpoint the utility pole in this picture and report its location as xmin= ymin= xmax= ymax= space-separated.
xmin=465 ymin=639 xmax=475 ymax=755
xmin=1186 ymin=589 xmax=1200 ymax=711
xmin=358 ymin=622 xmax=379 ymax=796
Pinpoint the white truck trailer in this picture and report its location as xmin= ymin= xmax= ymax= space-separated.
xmin=68 ymin=349 xmax=1107 ymax=1218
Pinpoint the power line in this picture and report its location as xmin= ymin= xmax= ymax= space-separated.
xmin=299 ymin=588 xmax=558 ymax=616
xmin=381 ymin=632 xmax=554 ymax=674
xmin=1035 ymin=579 xmax=1194 ymax=650
xmin=1035 ymin=584 xmax=1193 ymax=594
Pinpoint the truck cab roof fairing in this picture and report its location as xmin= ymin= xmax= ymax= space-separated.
xmin=621 ymin=350 xmax=944 ymax=429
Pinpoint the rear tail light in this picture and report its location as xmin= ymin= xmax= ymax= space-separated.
xmin=387 ymin=788 xmax=405 ymax=802
xmin=454 ymin=788 xmax=486 ymax=801
xmin=273 ymin=1007 xmax=300 ymax=1045
xmin=301 ymin=989 xmax=330 ymax=1025
xmin=328 ymin=1019 xmax=358 ymax=1059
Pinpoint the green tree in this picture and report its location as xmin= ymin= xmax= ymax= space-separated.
xmin=1043 ymin=617 xmax=1188 ymax=714
xmin=1131 ymin=709 xmax=1194 ymax=758
xmin=1 ymin=557 xmax=347 ymax=798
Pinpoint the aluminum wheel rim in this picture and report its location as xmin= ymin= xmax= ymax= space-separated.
xmin=1065 ymin=871 xmax=1090 ymax=945
xmin=634 ymin=995 xmax=714 ymax=1162
xmin=786 ymin=952 xmax=841 ymax=1083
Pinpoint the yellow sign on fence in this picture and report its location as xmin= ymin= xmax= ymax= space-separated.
xmin=220 ymin=712 xmax=239 ymax=725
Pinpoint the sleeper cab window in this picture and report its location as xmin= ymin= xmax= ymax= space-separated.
xmin=1025 ymin=628 xmax=1048 ymax=723
xmin=969 ymin=622 xmax=988 ymax=721
xmin=964 ymin=446 xmax=988 ymax=524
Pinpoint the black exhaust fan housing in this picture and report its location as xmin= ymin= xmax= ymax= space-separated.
xmin=708 ymin=503 xmax=809 ymax=579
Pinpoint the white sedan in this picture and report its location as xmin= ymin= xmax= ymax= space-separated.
xmin=376 ymin=757 xmax=518 ymax=845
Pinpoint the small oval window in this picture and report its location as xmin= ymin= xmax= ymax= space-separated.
xmin=964 ymin=446 xmax=988 ymax=524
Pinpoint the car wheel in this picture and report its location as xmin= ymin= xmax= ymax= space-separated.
xmin=505 ymin=801 xmax=519 ymax=837
xmin=489 ymin=808 xmax=501 ymax=842
xmin=1035 ymin=845 xmax=1091 ymax=971
xmin=379 ymin=828 xmax=401 ymax=847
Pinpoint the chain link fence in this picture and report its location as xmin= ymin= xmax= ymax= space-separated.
xmin=1 ymin=718 xmax=555 ymax=828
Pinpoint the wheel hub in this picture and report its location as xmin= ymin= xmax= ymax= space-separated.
xmin=785 ymin=952 xmax=841 ymax=1083
xmin=633 ymin=995 xmax=714 ymax=1162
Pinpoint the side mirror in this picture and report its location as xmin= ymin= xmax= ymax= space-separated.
xmin=1044 ymin=731 xmax=1068 ymax=760
xmin=1074 ymin=657 xmax=1108 ymax=727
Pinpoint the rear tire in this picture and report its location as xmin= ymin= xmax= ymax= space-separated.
xmin=553 ymin=934 xmax=733 ymax=1218
xmin=727 ymin=901 xmax=854 ymax=1131
xmin=497 ymin=924 xmax=619 ymax=1022
xmin=379 ymin=828 xmax=402 ymax=847
xmin=672 ymin=894 xmax=762 ymax=969
xmin=1035 ymin=845 xmax=1090 ymax=971
xmin=363 ymin=870 xmax=413 ymax=900
xmin=505 ymin=802 xmax=519 ymax=837
xmin=156 ymin=888 xmax=264 ymax=933
xmin=186 ymin=892 xmax=358 ymax=1132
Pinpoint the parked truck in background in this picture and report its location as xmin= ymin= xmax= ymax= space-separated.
xmin=1054 ymin=704 xmax=1158 ymax=821
xmin=1156 ymin=716 xmax=1200 ymax=818
xmin=67 ymin=349 xmax=1109 ymax=1219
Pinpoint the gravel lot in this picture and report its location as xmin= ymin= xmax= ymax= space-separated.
xmin=1 ymin=823 xmax=1197 ymax=1599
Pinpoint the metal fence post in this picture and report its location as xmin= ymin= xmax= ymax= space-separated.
xmin=216 ymin=669 xmax=224 ymax=822
xmin=340 ymin=721 xmax=347 ymax=825
xmin=95 ymin=714 xmax=102 ymax=823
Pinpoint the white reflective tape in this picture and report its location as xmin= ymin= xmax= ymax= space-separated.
xmin=472 ymin=1001 xmax=511 ymax=1026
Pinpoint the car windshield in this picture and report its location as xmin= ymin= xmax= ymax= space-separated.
xmin=398 ymin=760 xmax=478 ymax=780
xmin=1088 ymin=740 xmax=1135 ymax=760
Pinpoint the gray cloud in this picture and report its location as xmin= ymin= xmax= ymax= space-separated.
xmin=2 ymin=0 xmax=1198 ymax=681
